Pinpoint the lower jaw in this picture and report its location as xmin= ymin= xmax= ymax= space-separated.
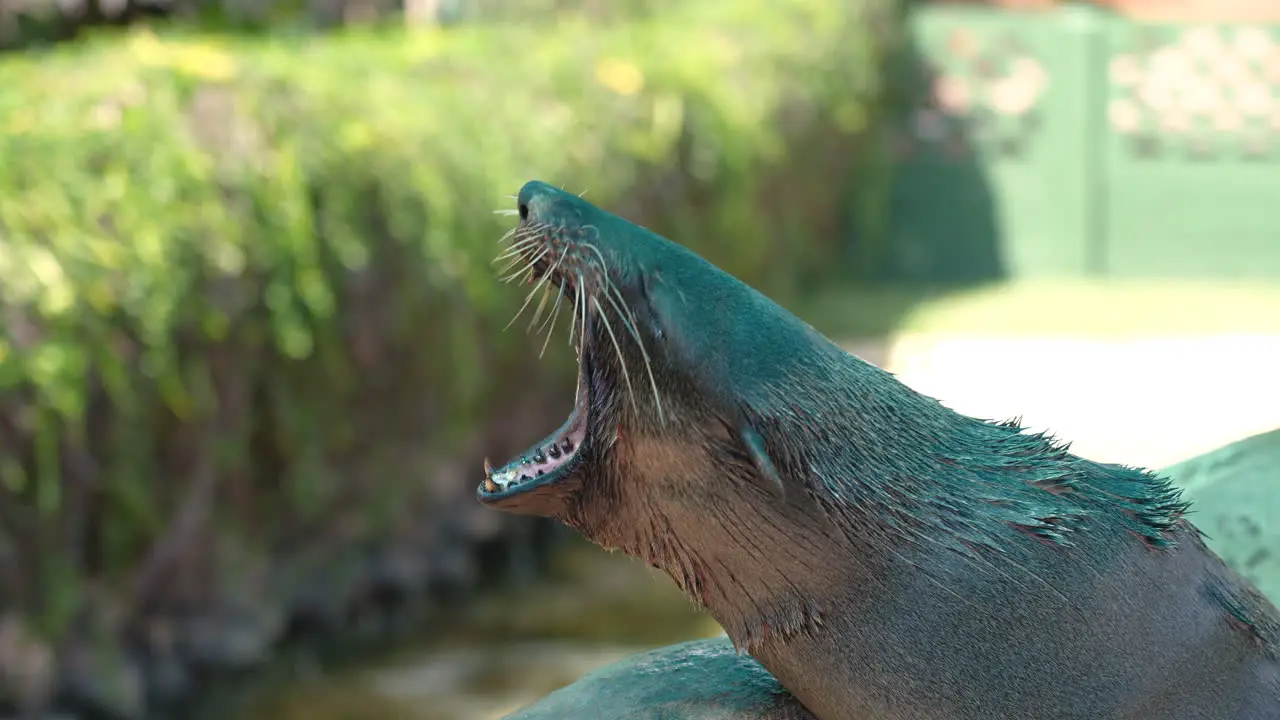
xmin=478 ymin=356 xmax=591 ymax=504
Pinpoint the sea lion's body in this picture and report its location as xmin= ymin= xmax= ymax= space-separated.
xmin=753 ymin=523 xmax=1278 ymax=719
xmin=479 ymin=181 xmax=1280 ymax=719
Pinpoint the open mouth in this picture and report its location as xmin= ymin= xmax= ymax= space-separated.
xmin=477 ymin=350 xmax=591 ymax=503
xmin=476 ymin=215 xmax=593 ymax=507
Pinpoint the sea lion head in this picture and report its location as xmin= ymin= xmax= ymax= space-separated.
xmin=475 ymin=180 xmax=832 ymax=531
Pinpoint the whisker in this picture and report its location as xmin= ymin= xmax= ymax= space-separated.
xmin=603 ymin=282 xmax=664 ymax=424
xmin=569 ymin=286 xmax=580 ymax=349
xmin=539 ymin=279 xmax=567 ymax=358
xmin=492 ymin=227 xmax=518 ymax=247
xmin=500 ymin=221 xmax=545 ymax=243
xmin=494 ymin=221 xmax=535 ymax=244
xmin=592 ymin=295 xmax=638 ymax=417
xmin=597 ymin=281 xmax=639 ymax=339
xmin=572 ymin=270 xmax=588 ymax=352
xmin=495 ymin=253 xmax=527 ymax=275
xmin=529 ymin=250 xmax=568 ymax=332
xmin=509 ymin=223 xmax=546 ymax=243
xmin=495 ymin=247 xmax=545 ymax=281
xmin=499 ymin=246 xmax=550 ymax=285
xmin=528 ymin=282 xmax=553 ymax=334
xmin=498 ymin=262 xmax=534 ymax=284
xmin=504 ymin=259 xmax=555 ymax=331
xmin=581 ymin=241 xmax=609 ymax=273
xmin=494 ymin=242 xmax=545 ymax=272
xmin=492 ymin=243 xmax=537 ymax=267
xmin=493 ymin=236 xmax=540 ymax=264
xmin=502 ymin=270 xmax=533 ymax=286
xmin=537 ymin=268 xmax=567 ymax=335
xmin=526 ymin=245 xmax=553 ymax=269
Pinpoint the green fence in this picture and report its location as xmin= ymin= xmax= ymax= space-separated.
xmin=885 ymin=6 xmax=1280 ymax=283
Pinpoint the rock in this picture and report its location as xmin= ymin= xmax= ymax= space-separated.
xmin=59 ymin=637 xmax=145 ymax=720
xmin=502 ymin=637 xmax=815 ymax=720
xmin=138 ymin=650 xmax=192 ymax=709
xmin=177 ymin=599 xmax=281 ymax=670
xmin=0 ymin=615 xmax=56 ymax=715
xmin=133 ymin=618 xmax=194 ymax=710
xmin=368 ymin=548 xmax=429 ymax=599
xmin=1163 ymin=426 xmax=1280 ymax=603
xmin=285 ymin=546 xmax=378 ymax=637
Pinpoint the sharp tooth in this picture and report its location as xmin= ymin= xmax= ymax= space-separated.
xmin=483 ymin=475 xmax=499 ymax=493
xmin=484 ymin=457 xmax=494 ymax=478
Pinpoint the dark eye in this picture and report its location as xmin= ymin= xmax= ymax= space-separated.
xmin=518 ymin=203 xmax=529 ymax=221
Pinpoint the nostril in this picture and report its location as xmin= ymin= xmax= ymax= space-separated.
xmin=518 ymin=203 xmax=529 ymax=221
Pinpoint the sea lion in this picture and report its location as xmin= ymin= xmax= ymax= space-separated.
xmin=507 ymin=432 xmax=1280 ymax=720
xmin=476 ymin=180 xmax=1280 ymax=719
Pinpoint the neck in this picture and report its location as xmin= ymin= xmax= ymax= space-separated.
xmin=572 ymin=353 xmax=1189 ymax=652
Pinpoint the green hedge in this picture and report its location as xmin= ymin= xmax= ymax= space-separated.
xmin=0 ymin=0 xmax=889 ymax=647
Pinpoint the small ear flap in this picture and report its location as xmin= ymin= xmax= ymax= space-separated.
xmin=738 ymin=421 xmax=786 ymax=502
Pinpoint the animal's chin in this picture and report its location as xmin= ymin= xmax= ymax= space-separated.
xmin=475 ymin=345 xmax=593 ymax=513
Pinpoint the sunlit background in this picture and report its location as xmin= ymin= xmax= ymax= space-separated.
xmin=0 ymin=0 xmax=1277 ymax=718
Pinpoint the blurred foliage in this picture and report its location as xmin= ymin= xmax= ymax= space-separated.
xmin=3 ymin=0 xmax=705 ymax=49
xmin=0 ymin=0 xmax=892 ymax=648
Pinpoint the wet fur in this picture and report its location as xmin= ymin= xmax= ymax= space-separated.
xmin=489 ymin=181 xmax=1280 ymax=719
